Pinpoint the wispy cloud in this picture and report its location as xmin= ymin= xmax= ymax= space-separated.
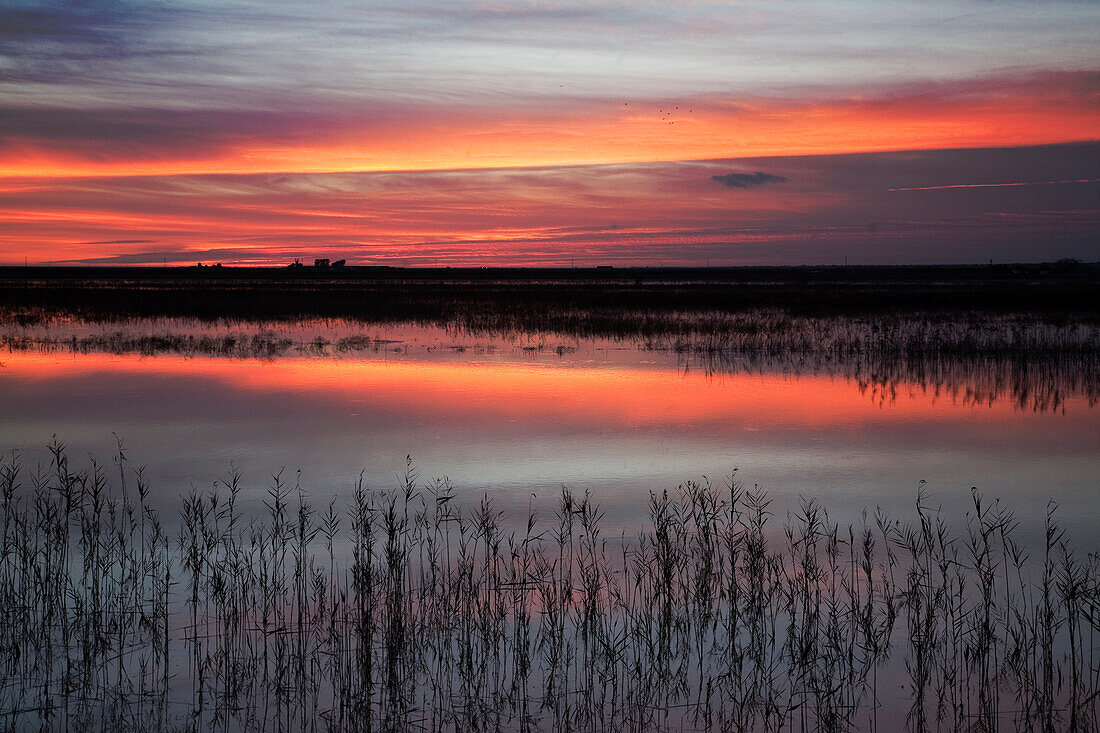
xmin=2 ymin=71 xmax=1096 ymax=178
xmin=1 ymin=1 xmax=1098 ymax=264
xmin=80 ymin=239 xmax=157 ymax=245
xmin=712 ymin=172 xmax=787 ymax=189
xmin=887 ymin=178 xmax=1100 ymax=192
xmin=60 ymin=248 xmax=277 ymax=266
xmin=3 ymin=143 xmax=1096 ymax=267
xmin=4 ymin=1 xmax=1097 ymax=106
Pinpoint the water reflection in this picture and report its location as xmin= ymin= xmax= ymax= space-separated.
xmin=3 ymin=315 xmax=1098 ymax=412
xmin=681 ymin=349 xmax=1100 ymax=413
xmin=1 ymin=321 xmax=1097 ymax=540
xmin=4 ymin=310 xmax=1095 ymax=726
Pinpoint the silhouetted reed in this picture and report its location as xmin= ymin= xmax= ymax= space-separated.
xmin=3 ymin=310 xmax=1097 ymax=413
xmin=1 ymin=446 xmax=1098 ymax=731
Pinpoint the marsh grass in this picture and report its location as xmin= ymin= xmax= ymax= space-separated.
xmin=4 ymin=297 xmax=1098 ymax=359
xmin=0 ymin=327 xmax=394 ymax=360
xmin=1 ymin=446 xmax=1098 ymax=731
xmin=3 ymin=311 xmax=1098 ymax=413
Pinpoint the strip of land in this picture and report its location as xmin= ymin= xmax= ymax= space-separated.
xmin=1 ymin=263 xmax=1097 ymax=322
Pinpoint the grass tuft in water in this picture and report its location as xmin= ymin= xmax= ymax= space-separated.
xmin=0 ymin=448 xmax=1097 ymax=731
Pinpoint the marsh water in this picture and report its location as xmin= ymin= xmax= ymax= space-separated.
xmin=2 ymin=315 xmax=1097 ymax=541
xmin=3 ymin=311 xmax=1100 ymax=730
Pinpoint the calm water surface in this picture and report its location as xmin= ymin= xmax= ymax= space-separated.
xmin=2 ymin=319 xmax=1096 ymax=543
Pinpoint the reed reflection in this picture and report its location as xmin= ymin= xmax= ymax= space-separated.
xmin=3 ymin=313 xmax=1097 ymax=414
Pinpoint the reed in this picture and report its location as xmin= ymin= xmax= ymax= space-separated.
xmin=0 ymin=447 xmax=1097 ymax=731
xmin=3 ymin=311 xmax=1097 ymax=413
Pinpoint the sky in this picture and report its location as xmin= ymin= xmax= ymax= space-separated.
xmin=0 ymin=0 xmax=1097 ymax=266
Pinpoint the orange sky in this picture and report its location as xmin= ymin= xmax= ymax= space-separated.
xmin=1 ymin=0 xmax=1097 ymax=266
xmin=2 ymin=139 xmax=1097 ymax=268
xmin=2 ymin=75 xmax=1096 ymax=179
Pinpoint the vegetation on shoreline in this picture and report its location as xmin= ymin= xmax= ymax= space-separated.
xmin=4 ymin=310 xmax=1097 ymax=356
xmin=3 ymin=311 xmax=1097 ymax=412
xmin=1 ymin=445 xmax=1097 ymax=731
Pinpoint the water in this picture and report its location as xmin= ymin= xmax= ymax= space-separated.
xmin=2 ymin=314 xmax=1098 ymax=730
xmin=1 ymin=317 xmax=1096 ymax=543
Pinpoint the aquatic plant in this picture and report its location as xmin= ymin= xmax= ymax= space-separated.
xmin=1 ymin=446 xmax=1097 ymax=731
xmin=3 ymin=310 xmax=1097 ymax=413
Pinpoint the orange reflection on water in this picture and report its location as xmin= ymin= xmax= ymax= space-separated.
xmin=8 ymin=351 xmax=1081 ymax=431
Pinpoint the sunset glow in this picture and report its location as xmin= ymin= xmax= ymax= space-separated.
xmin=3 ymin=73 xmax=1096 ymax=180
xmin=1 ymin=0 xmax=1097 ymax=265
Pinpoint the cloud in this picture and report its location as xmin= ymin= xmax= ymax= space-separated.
xmin=4 ymin=142 xmax=1098 ymax=267
xmin=79 ymin=239 xmax=157 ymax=245
xmin=712 ymin=171 xmax=787 ymax=189
xmin=61 ymin=248 xmax=274 ymax=265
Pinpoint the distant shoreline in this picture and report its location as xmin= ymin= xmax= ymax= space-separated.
xmin=2 ymin=260 xmax=1098 ymax=283
xmin=2 ymin=262 xmax=1097 ymax=321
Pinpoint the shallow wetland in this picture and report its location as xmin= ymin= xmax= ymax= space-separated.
xmin=1 ymin=268 xmax=1097 ymax=730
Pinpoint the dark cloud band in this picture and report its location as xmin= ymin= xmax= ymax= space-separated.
xmin=712 ymin=172 xmax=787 ymax=189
